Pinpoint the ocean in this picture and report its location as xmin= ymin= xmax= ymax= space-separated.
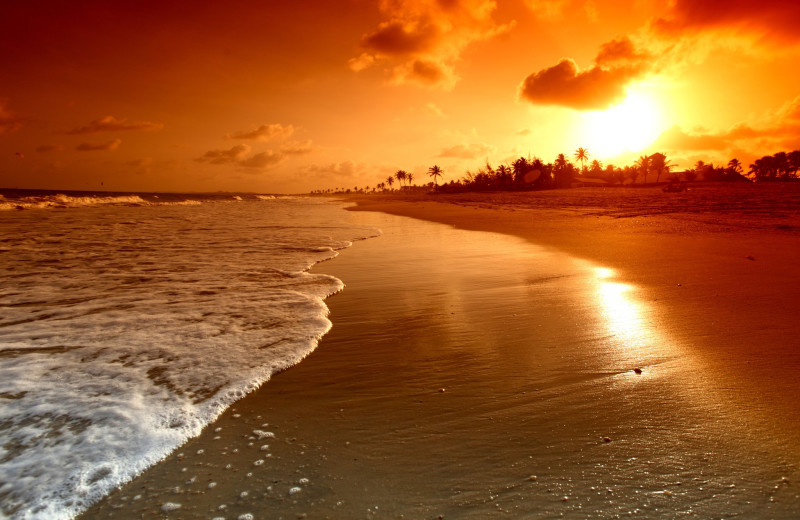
xmin=0 ymin=191 xmax=377 ymax=519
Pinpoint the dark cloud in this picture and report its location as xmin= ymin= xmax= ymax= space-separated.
xmin=352 ymin=0 xmax=513 ymax=89
xmin=519 ymin=36 xmax=650 ymax=111
xmin=362 ymin=20 xmax=439 ymax=56
xmin=226 ymin=123 xmax=295 ymax=141
xmin=76 ymin=139 xmax=121 ymax=151
xmin=518 ymin=58 xmax=646 ymax=111
xmin=407 ymin=59 xmax=449 ymax=86
xmin=595 ymin=37 xmax=650 ymax=66
xmin=67 ymin=115 xmax=163 ymax=134
xmin=653 ymin=0 xmax=800 ymax=42
xmin=239 ymin=151 xmax=283 ymax=169
xmin=197 ymin=139 xmax=313 ymax=169
xmin=195 ymin=144 xmax=251 ymax=164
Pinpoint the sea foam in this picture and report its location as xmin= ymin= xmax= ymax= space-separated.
xmin=0 ymin=197 xmax=377 ymax=519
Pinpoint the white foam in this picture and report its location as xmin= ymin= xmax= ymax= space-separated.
xmin=0 ymin=198 xmax=380 ymax=519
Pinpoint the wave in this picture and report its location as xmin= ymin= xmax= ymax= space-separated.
xmin=0 ymin=198 xmax=379 ymax=519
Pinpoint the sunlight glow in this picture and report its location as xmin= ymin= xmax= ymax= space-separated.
xmin=579 ymin=87 xmax=665 ymax=159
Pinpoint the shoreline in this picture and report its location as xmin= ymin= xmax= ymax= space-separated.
xmin=81 ymin=188 xmax=800 ymax=519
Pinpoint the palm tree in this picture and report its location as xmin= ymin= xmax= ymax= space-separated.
xmin=648 ymin=152 xmax=671 ymax=183
xmin=395 ymin=170 xmax=407 ymax=187
xmin=553 ymin=153 xmax=574 ymax=188
xmin=635 ymin=155 xmax=651 ymax=184
xmin=589 ymin=159 xmax=603 ymax=176
xmin=428 ymin=165 xmax=443 ymax=186
xmin=407 ymin=172 xmax=414 ymax=186
xmin=788 ymin=150 xmax=800 ymax=178
xmin=574 ymin=147 xmax=589 ymax=173
xmin=386 ymin=176 xmax=394 ymax=190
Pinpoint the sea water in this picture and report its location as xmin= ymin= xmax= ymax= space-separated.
xmin=0 ymin=192 xmax=377 ymax=519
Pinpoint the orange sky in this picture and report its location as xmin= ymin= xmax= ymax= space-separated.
xmin=2 ymin=0 xmax=799 ymax=193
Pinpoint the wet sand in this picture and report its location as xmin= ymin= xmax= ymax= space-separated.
xmin=82 ymin=184 xmax=800 ymax=519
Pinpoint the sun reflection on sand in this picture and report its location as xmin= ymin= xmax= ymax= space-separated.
xmin=593 ymin=266 xmax=647 ymax=351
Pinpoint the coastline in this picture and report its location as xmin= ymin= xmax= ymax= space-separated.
xmin=81 ymin=187 xmax=800 ymax=519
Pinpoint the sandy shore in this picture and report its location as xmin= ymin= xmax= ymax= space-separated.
xmin=82 ymin=184 xmax=800 ymax=519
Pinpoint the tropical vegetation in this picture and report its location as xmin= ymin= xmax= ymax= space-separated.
xmin=311 ymin=148 xmax=800 ymax=195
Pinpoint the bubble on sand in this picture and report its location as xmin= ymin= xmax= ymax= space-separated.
xmin=161 ymin=502 xmax=181 ymax=512
xmin=254 ymin=460 xmax=264 ymax=466
xmin=260 ymin=445 xmax=269 ymax=451
xmin=238 ymin=514 xmax=254 ymax=520
xmin=233 ymin=414 xmax=241 ymax=418
xmin=225 ymin=464 xmax=232 ymax=469
xmin=208 ymin=482 xmax=217 ymax=489
xmin=212 ymin=517 xmax=225 ymax=520
xmin=289 ymin=486 xmax=302 ymax=495
xmin=218 ymin=504 xmax=227 ymax=510
xmin=253 ymin=430 xmax=275 ymax=439
xmin=298 ymin=478 xmax=309 ymax=484
xmin=215 ymin=427 xmax=223 ymax=433
xmin=240 ymin=491 xmax=249 ymax=498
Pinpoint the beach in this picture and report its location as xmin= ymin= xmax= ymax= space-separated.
xmin=81 ymin=183 xmax=800 ymax=519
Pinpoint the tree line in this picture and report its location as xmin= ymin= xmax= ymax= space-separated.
xmin=311 ymin=148 xmax=800 ymax=195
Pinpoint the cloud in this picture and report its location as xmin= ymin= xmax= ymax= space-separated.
xmin=518 ymin=36 xmax=650 ymax=111
xmin=0 ymin=100 xmax=24 ymax=133
xmin=438 ymin=142 xmax=495 ymax=158
xmin=126 ymin=158 xmax=153 ymax=167
xmin=522 ymin=0 xmax=569 ymax=20
xmin=653 ymin=126 xmax=729 ymax=151
xmin=195 ymin=144 xmax=252 ymax=164
xmin=301 ymin=161 xmax=366 ymax=181
xmin=36 ymin=144 xmax=65 ymax=153
xmin=353 ymin=0 xmax=515 ymax=89
xmin=652 ymin=0 xmax=800 ymax=44
xmin=226 ymin=123 xmax=295 ymax=141
xmin=279 ymin=140 xmax=314 ymax=156
xmin=196 ymin=140 xmax=314 ymax=169
xmin=595 ymin=37 xmax=650 ymax=66
xmin=76 ymin=139 xmax=122 ymax=151
xmin=519 ymin=58 xmax=646 ymax=111
xmin=653 ymin=95 xmax=800 ymax=154
xmin=67 ymin=115 xmax=163 ymax=134
xmin=239 ymin=151 xmax=283 ymax=169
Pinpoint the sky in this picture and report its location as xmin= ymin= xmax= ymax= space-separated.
xmin=2 ymin=0 xmax=800 ymax=193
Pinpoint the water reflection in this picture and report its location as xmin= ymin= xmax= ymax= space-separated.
xmin=593 ymin=266 xmax=645 ymax=350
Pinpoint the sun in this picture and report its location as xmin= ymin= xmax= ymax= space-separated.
xmin=578 ymin=87 xmax=665 ymax=159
